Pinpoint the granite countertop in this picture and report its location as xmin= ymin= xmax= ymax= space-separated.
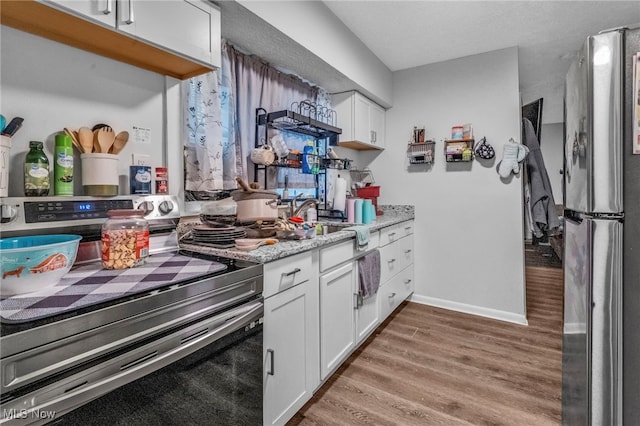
xmin=179 ymin=205 xmax=414 ymax=264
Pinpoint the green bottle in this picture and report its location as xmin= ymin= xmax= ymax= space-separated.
xmin=54 ymin=134 xmax=73 ymax=195
xmin=24 ymin=141 xmax=50 ymax=196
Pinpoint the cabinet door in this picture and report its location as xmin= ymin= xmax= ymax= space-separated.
xmin=369 ymin=102 xmax=385 ymax=148
xmin=117 ymin=0 xmax=220 ymax=67
xmin=43 ymin=0 xmax=116 ymax=27
xmin=264 ymin=280 xmax=319 ymax=426
xmin=320 ymin=262 xmax=355 ymax=380
xmin=355 ymin=291 xmax=379 ymax=344
xmin=353 ymin=93 xmax=372 ymax=144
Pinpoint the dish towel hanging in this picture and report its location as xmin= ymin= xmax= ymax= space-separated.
xmin=357 ymin=249 xmax=381 ymax=299
xmin=345 ymin=225 xmax=369 ymax=251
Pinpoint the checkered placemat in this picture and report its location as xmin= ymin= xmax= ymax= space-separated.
xmin=0 ymin=252 xmax=227 ymax=324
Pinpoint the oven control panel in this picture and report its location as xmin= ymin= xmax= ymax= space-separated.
xmin=0 ymin=195 xmax=180 ymax=233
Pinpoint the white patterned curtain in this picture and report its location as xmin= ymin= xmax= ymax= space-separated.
xmin=223 ymin=42 xmax=319 ymax=188
xmin=182 ymin=72 xmax=224 ymax=193
xmin=183 ymin=41 xmax=327 ymax=197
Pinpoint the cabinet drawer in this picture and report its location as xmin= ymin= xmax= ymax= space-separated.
xmin=264 ymin=252 xmax=313 ymax=299
xmin=399 ymin=221 xmax=414 ymax=238
xmin=379 ymin=234 xmax=414 ymax=284
xmin=319 ymin=240 xmax=354 ymax=273
xmin=378 ymin=224 xmax=400 ymax=247
xmin=379 ymin=266 xmax=414 ymax=320
xmin=379 ymin=221 xmax=414 ymax=247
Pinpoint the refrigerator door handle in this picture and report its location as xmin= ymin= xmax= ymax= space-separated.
xmin=590 ymin=218 xmax=623 ymax=425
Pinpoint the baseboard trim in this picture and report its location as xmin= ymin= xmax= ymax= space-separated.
xmin=409 ymin=294 xmax=528 ymax=325
xmin=563 ymin=322 xmax=586 ymax=334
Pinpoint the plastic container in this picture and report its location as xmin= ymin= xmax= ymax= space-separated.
xmin=130 ymin=165 xmax=152 ymax=195
xmin=363 ymin=199 xmax=373 ymax=224
xmin=306 ymin=205 xmax=317 ymax=223
xmin=311 ymin=145 xmax=320 ymax=174
xmin=302 ymin=141 xmax=314 ymax=174
xmin=101 ymin=209 xmax=149 ymax=270
xmin=354 ymin=198 xmax=364 ymax=224
xmin=347 ymin=198 xmax=356 ymax=223
xmin=24 ymin=141 xmax=50 ymax=196
xmin=155 ymin=167 xmax=168 ymax=194
xmin=54 ymin=134 xmax=74 ymax=196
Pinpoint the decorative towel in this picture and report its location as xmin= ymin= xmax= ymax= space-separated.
xmin=357 ymin=249 xmax=381 ymax=299
xmin=345 ymin=225 xmax=369 ymax=251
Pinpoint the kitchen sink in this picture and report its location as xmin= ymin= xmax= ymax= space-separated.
xmin=322 ymin=223 xmax=353 ymax=234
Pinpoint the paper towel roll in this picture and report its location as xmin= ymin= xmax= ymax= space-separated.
xmin=347 ymin=198 xmax=356 ymax=223
xmin=333 ymin=175 xmax=347 ymax=212
xmin=355 ymin=198 xmax=364 ymax=224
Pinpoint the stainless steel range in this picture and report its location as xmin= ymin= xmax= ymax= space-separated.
xmin=0 ymin=196 xmax=263 ymax=425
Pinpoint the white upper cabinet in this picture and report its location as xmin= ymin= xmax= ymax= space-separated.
xmin=3 ymin=1 xmax=220 ymax=79
xmin=117 ymin=0 xmax=220 ymax=68
xmin=44 ymin=0 xmax=116 ymax=27
xmin=333 ymin=91 xmax=386 ymax=151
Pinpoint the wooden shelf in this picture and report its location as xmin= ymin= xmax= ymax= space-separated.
xmin=1 ymin=1 xmax=214 ymax=80
xmin=338 ymin=140 xmax=384 ymax=151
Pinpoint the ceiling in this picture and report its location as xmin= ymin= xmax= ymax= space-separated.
xmin=322 ymin=1 xmax=640 ymax=123
xmin=218 ymin=1 xmax=640 ymax=123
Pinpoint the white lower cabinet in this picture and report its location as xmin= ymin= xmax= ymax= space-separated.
xmin=263 ymin=255 xmax=319 ymax=426
xmin=319 ymin=261 xmax=356 ymax=380
xmin=264 ymin=220 xmax=415 ymax=425
xmin=379 ymin=265 xmax=414 ymax=319
xmin=355 ymin=288 xmax=379 ymax=344
xmin=379 ymin=221 xmax=415 ymax=318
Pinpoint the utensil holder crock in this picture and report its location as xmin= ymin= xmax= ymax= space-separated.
xmin=81 ymin=153 xmax=119 ymax=196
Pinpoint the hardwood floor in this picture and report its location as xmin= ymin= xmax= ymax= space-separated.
xmin=289 ymin=266 xmax=563 ymax=426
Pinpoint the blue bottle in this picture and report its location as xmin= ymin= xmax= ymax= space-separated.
xmin=302 ymin=141 xmax=314 ymax=174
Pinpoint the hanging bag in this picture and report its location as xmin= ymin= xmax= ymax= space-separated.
xmin=474 ymin=137 xmax=495 ymax=160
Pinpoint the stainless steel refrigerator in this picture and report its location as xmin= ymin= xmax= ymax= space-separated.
xmin=562 ymin=26 xmax=640 ymax=425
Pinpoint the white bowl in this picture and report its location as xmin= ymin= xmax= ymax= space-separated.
xmin=1 ymin=234 xmax=81 ymax=296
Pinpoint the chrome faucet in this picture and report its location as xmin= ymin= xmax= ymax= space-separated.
xmin=291 ymin=197 xmax=318 ymax=218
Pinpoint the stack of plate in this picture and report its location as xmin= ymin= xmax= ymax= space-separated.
xmin=191 ymin=226 xmax=246 ymax=248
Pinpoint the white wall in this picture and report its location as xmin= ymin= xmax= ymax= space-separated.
xmin=371 ymin=47 xmax=527 ymax=324
xmin=1 ymin=26 xmax=167 ymax=197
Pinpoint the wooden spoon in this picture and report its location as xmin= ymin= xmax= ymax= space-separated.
xmin=92 ymin=129 xmax=101 ymax=153
xmin=78 ymin=127 xmax=94 ymax=154
xmin=97 ymin=127 xmax=116 ymax=154
xmin=235 ymin=176 xmax=253 ymax=192
xmin=64 ymin=128 xmax=83 ymax=153
xmin=110 ymin=131 xmax=129 ymax=154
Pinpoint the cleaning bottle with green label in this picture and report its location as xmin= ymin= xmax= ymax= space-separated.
xmin=302 ymin=141 xmax=314 ymax=174
xmin=54 ymin=134 xmax=74 ymax=195
xmin=24 ymin=141 xmax=50 ymax=196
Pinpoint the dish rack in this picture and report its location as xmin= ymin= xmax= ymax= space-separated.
xmin=259 ymin=101 xmax=340 ymax=140
xmin=407 ymin=141 xmax=436 ymax=164
xmin=350 ymin=168 xmax=375 ymax=186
